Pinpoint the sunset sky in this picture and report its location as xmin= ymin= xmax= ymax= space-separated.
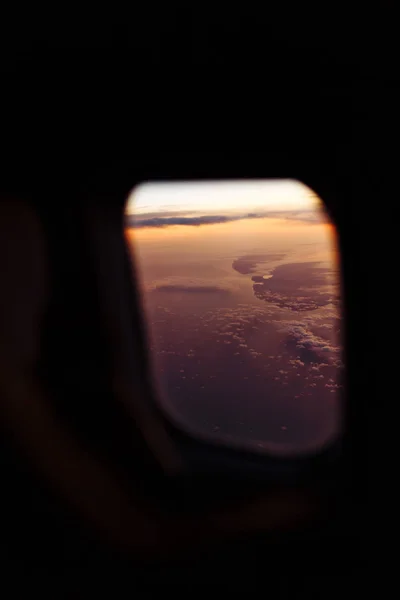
xmin=126 ymin=179 xmax=321 ymax=217
xmin=125 ymin=180 xmax=342 ymax=456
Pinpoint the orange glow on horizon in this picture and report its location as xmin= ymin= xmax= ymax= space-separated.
xmin=125 ymin=217 xmax=336 ymax=248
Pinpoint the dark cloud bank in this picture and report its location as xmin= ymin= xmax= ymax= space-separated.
xmin=126 ymin=213 xmax=258 ymax=228
xmin=153 ymin=284 xmax=231 ymax=295
xmin=232 ymin=253 xmax=287 ymax=274
xmin=251 ymin=262 xmax=334 ymax=312
xmin=233 ymin=257 xmax=337 ymax=312
xmin=126 ymin=209 xmax=328 ymax=229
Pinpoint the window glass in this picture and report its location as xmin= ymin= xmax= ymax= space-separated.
xmin=125 ymin=180 xmax=343 ymax=456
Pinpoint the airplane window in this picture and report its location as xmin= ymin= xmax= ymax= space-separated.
xmin=125 ymin=180 xmax=343 ymax=456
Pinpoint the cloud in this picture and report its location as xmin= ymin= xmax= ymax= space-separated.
xmin=151 ymin=284 xmax=231 ymax=295
xmin=251 ymin=261 xmax=337 ymax=312
xmin=127 ymin=213 xmax=260 ymax=229
xmin=125 ymin=210 xmax=198 ymax=226
xmin=147 ymin=275 xmax=236 ymax=296
xmin=275 ymin=210 xmax=330 ymax=224
xmin=126 ymin=209 xmax=330 ymax=229
xmin=289 ymin=359 xmax=305 ymax=367
xmin=274 ymin=319 xmax=341 ymax=364
xmin=232 ymin=253 xmax=287 ymax=275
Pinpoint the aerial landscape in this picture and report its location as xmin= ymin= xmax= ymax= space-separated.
xmin=125 ymin=180 xmax=343 ymax=456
